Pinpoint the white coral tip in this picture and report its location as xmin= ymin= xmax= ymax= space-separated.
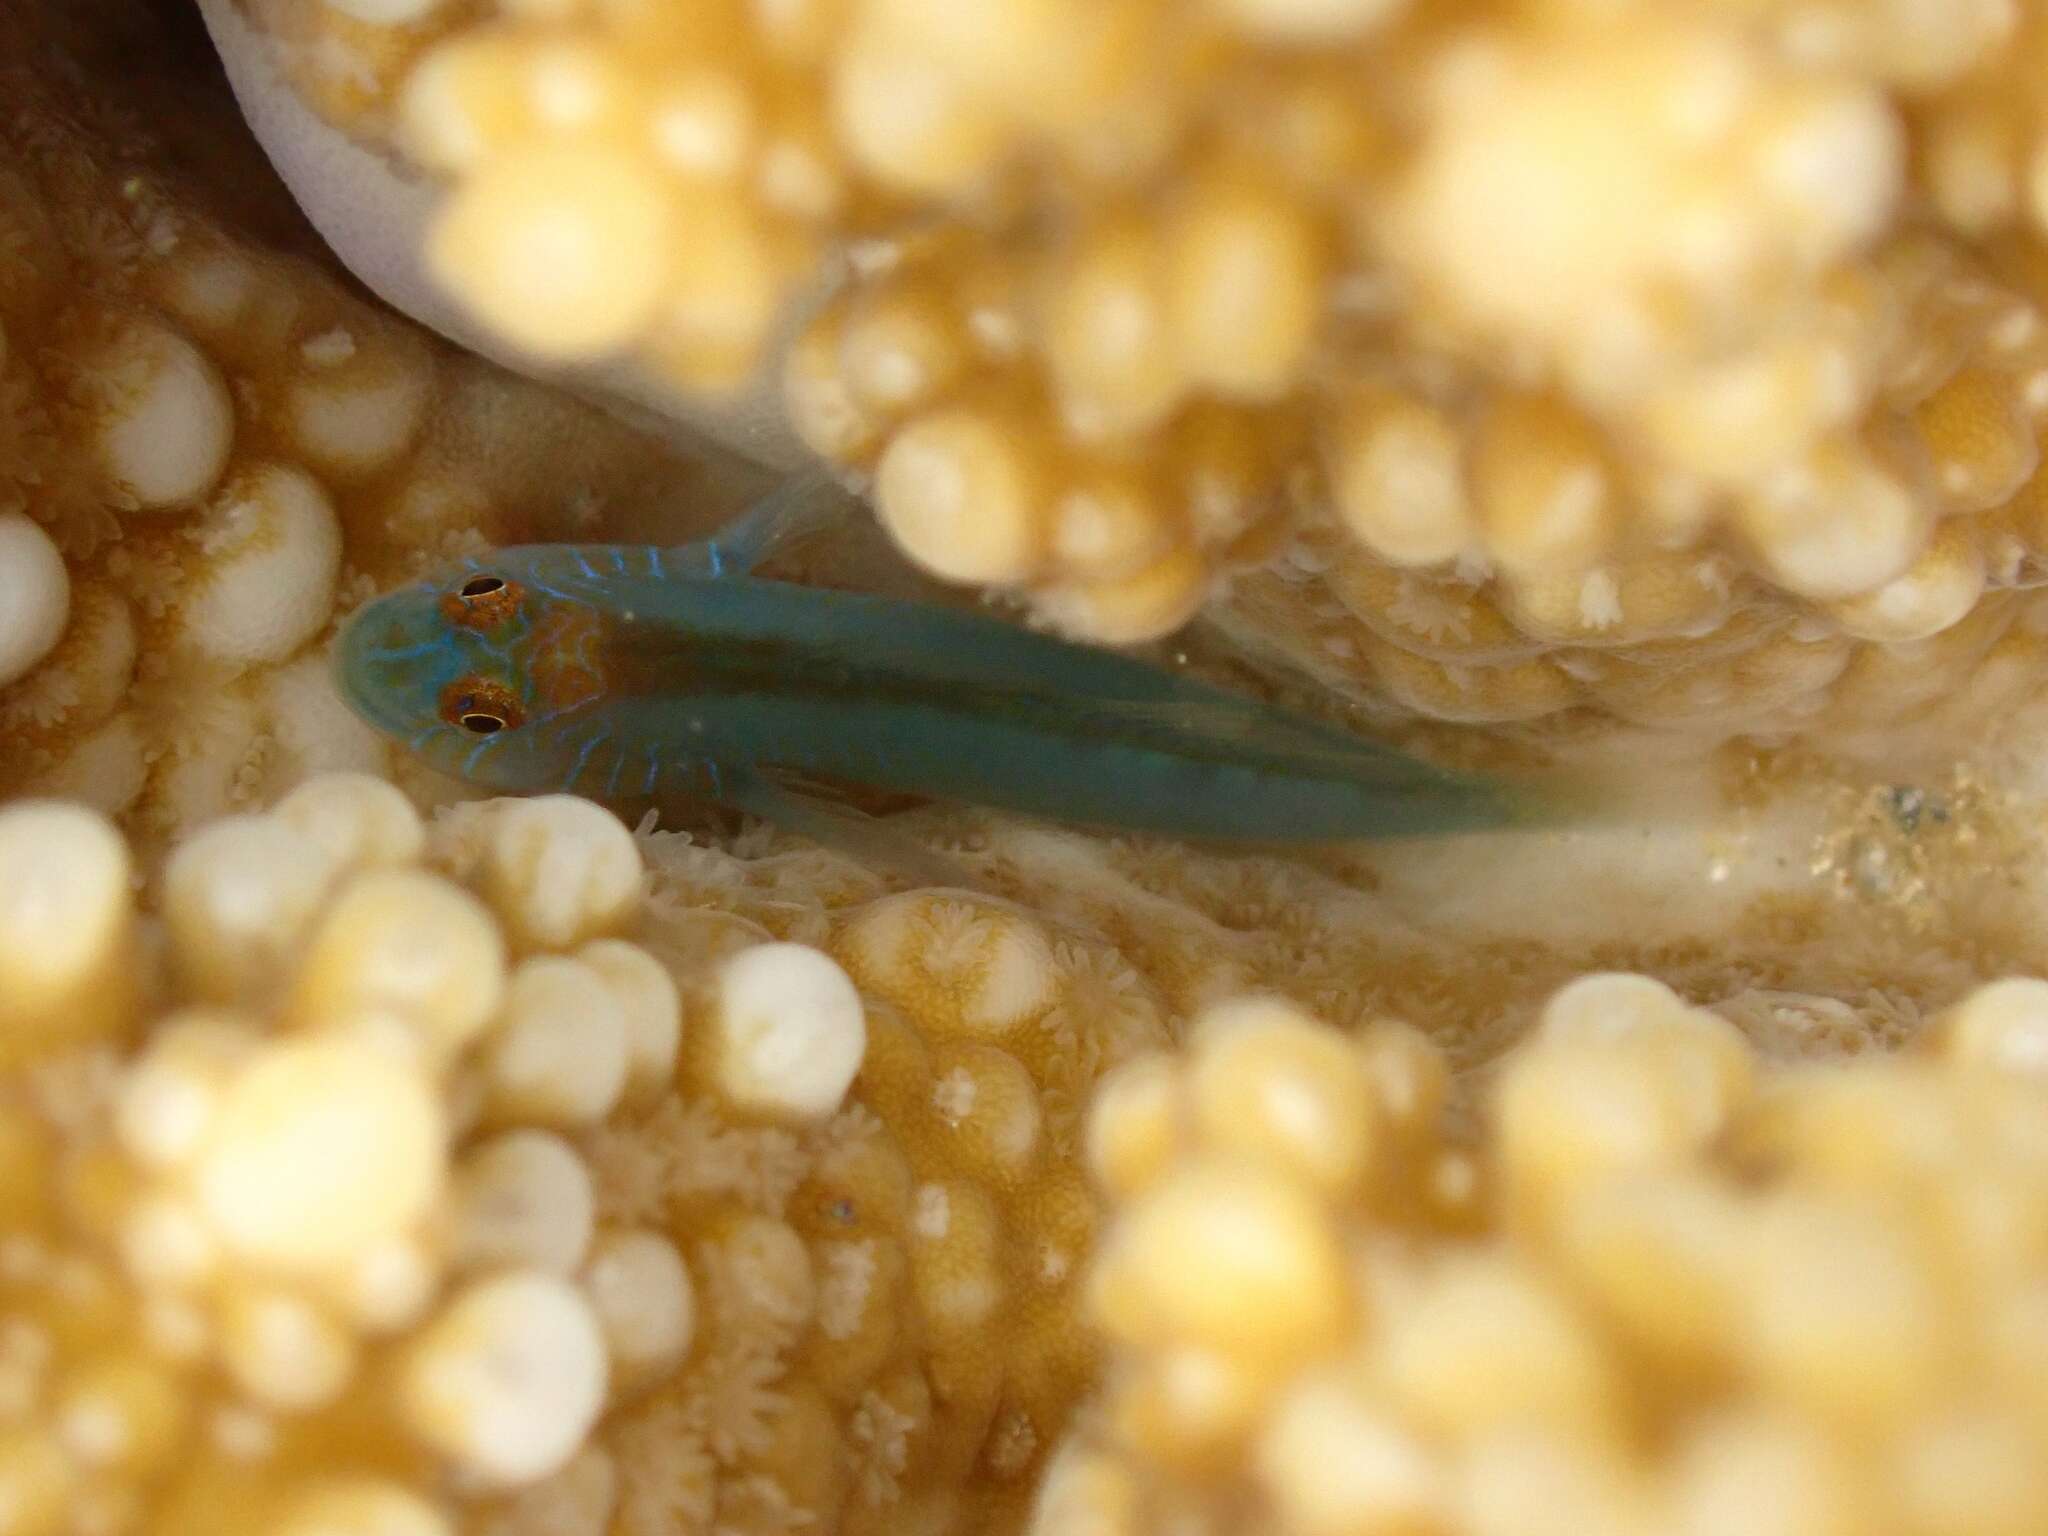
xmin=478 ymin=796 xmax=643 ymax=949
xmin=712 ymin=942 xmax=868 ymax=1120
xmin=579 ymin=1228 xmax=695 ymax=1377
xmin=400 ymin=1274 xmax=608 ymax=1485
xmin=0 ymin=799 xmax=131 ymax=1025
xmin=0 ymin=513 xmax=69 ymax=689
xmin=195 ymin=1035 xmax=445 ymax=1272
xmin=451 ymin=1131 xmax=596 ymax=1275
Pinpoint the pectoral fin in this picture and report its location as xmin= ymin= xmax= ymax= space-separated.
xmin=719 ymin=763 xmax=988 ymax=891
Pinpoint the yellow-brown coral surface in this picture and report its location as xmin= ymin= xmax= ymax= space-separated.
xmin=11 ymin=4 xmax=2048 ymax=1536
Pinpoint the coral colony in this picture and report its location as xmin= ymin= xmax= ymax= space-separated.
xmin=7 ymin=4 xmax=2048 ymax=1536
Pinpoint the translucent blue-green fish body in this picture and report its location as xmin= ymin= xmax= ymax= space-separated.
xmin=334 ymin=479 xmax=1530 ymax=847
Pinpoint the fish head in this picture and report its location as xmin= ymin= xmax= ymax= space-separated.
xmin=333 ymin=548 xmax=613 ymax=792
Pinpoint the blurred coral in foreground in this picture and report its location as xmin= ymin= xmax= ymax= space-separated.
xmin=235 ymin=0 xmax=2048 ymax=743
xmin=12 ymin=779 xmax=2048 ymax=1536
xmin=0 ymin=778 xmax=1173 ymax=1535
xmin=1040 ymin=975 xmax=2048 ymax=1536
xmin=0 ymin=782 xmax=648 ymax=1534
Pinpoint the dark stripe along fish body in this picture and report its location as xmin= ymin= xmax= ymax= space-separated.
xmin=545 ymin=556 xmax=1525 ymax=843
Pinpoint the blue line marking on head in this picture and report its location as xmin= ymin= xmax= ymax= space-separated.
xmin=367 ymin=639 xmax=446 ymax=665
xmin=567 ymin=730 xmax=611 ymax=790
xmin=463 ymin=730 xmax=508 ymax=776
xmin=524 ymin=576 xmax=578 ymax=603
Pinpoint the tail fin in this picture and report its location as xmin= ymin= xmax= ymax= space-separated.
xmin=1498 ymin=757 xmax=1721 ymax=837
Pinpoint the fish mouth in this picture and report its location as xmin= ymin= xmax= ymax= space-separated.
xmin=330 ymin=589 xmax=440 ymax=739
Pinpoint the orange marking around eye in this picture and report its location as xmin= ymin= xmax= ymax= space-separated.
xmin=442 ymin=577 xmax=525 ymax=630
xmin=529 ymin=602 xmax=608 ymax=713
xmin=439 ymin=676 xmax=525 ymax=730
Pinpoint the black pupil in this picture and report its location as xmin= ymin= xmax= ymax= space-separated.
xmin=462 ymin=713 xmax=504 ymax=734
xmin=460 ymin=576 xmax=504 ymax=598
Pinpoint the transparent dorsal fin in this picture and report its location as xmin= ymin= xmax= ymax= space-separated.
xmin=682 ymin=471 xmax=857 ymax=578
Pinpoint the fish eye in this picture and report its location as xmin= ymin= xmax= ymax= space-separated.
xmin=439 ymin=676 xmax=525 ymax=734
xmin=442 ymin=574 xmax=524 ymax=629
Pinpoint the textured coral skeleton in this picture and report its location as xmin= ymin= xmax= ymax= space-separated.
xmin=10 ymin=2 xmax=2048 ymax=1535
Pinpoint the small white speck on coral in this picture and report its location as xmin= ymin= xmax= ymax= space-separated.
xmin=932 ymin=1067 xmax=978 ymax=1123
xmin=300 ymin=327 xmax=357 ymax=367
xmin=849 ymin=1388 xmax=915 ymax=1507
xmin=1578 ymin=568 xmax=1623 ymax=629
xmin=913 ymin=1183 xmax=950 ymax=1240
xmin=816 ymin=1239 xmax=877 ymax=1341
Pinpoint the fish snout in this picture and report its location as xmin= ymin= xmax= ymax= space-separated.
xmin=332 ymin=593 xmax=448 ymax=734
